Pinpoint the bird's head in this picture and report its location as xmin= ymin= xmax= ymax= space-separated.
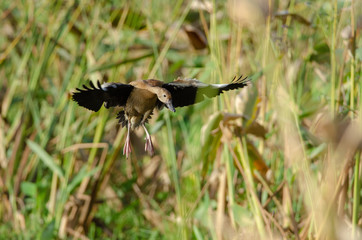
xmin=157 ymin=89 xmax=175 ymax=112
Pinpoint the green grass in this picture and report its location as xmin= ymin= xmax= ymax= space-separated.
xmin=1 ymin=0 xmax=362 ymax=239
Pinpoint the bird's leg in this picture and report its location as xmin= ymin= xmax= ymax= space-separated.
xmin=123 ymin=122 xmax=132 ymax=158
xmin=142 ymin=123 xmax=154 ymax=156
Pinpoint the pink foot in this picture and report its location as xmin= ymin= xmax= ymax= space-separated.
xmin=142 ymin=124 xmax=154 ymax=156
xmin=123 ymin=123 xmax=132 ymax=158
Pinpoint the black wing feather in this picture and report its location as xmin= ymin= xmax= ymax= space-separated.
xmin=72 ymin=81 xmax=133 ymax=112
xmin=162 ymin=76 xmax=249 ymax=108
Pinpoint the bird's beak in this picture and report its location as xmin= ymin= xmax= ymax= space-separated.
xmin=166 ymin=100 xmax=176 ymax=112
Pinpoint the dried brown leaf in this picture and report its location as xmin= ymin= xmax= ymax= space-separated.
xmin=245 ymin=121 xmax=267 ymax=139
xmin=183 ymin=24 xmax=208 ymax=50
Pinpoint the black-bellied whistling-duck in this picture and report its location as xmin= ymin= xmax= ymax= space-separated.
xmin=72 ymin=76 xmax=249 ymax=157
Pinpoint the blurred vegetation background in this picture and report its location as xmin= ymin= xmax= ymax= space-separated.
xmin=1 ymin=0 xmax=362 ymax=239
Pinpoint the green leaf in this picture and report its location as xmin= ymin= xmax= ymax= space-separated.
xmin=26 ymin=140 xmax=64 ymax=178
xmin=193 ymin=226 xmax=203 ymax=240
xmin=40 ymin=220 xmax=55 ymax=240
xmin=231 ymin=204 xmax=253 ymax=227
xmin=20 ymin=182 xmax=37 ymax=198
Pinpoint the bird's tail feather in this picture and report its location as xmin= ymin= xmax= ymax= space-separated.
xmin=116 ymin=111 xmax=128 ymax=128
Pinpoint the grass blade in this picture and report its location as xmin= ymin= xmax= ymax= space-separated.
xmin=26 ymin=140 xmax=64 ymax=178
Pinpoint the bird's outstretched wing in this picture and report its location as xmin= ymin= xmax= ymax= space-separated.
xmin=72 ymin=81 xmax=134 ymax=112
xmin=161 ymin=76 xmax=249 ymax=108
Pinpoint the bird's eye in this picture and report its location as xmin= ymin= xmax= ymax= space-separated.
xmin=163 ymin=94 xmax=166 ymax=97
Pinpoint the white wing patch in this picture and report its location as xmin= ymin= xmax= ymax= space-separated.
xmin=211 ymin=83 xmax=228 ymax=88
xmin=101 ymin=82 xmax=118 ymax=90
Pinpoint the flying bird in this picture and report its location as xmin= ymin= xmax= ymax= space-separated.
xmin=72 ymin=76 xmax=249 ymax=157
